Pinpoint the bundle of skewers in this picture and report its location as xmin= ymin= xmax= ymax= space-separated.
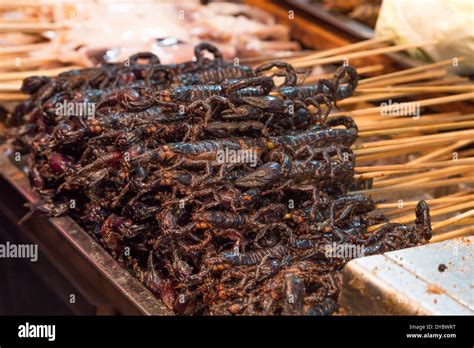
xmin=276 ymin=38 xmax=474 ymax=244
xmin=0 ymin=0 xmax=302 ymax=95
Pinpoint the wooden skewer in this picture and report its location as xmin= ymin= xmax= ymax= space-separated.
xmin=449 ymin=219 xmax=474 ymax=226
xmin=356 ymin=85 xmax=474 ymax=94
xmin=430 ymin=225 xmax=474 ymax=243
xmin=407 ymin=140 xmax=473 ymax=164
xmin=373 ymin=165 xmax=474 ymax=188
xmin=331 ymin=92 xmax=474 ymax=117
xmin=304 ymin=64 xmax=384 ymax=84
xmin=353 ymin=169 xmax=419 ymax=180
xmin=358 ymin=114 xmax=474 ymax=136
xmin=0 ymin=82 xmax=22 ymax=92
xmin=0 ymin=42 xmax=51 ymax=55
xmin=456 ymin=148 xmax=474 ymax=159
xmin=0 ymin=65 xmax=82 ymax=81
xmin=452 ymin=218 xmax=474 ymax=225
xmin=339 ymin=92 xmax=408 ymax=106
xmin=376 ymin=193 xmax=474 ymax=209
xmin=406 ymin=76 xmax=470 ymax=87
xmin=360 ymin=163 xmax=472 ymax=184
xmin=340 ymin=85 xmax=473 ymax=105
xmin=381 ymin=191 xmax=472 ymax=217
xmin=0 ymin=56 xmax=63 ymax=70
xmin=431 ymin=210 xmax=474 ymax=232
xmin=0 ymin=0 xmax=46 ymax=6
xmin=338 ymin=85 xmax=474 ymax=106
xmin=382 ymin=203 xmax=450 ymax=219
xmin=359 ymin=70 xmax=448 ymax=88
xmin=355 ymin=157 xmax=474 ymax=173
xmin=356 ymin=112 xmax=460 ymax=131
xmin=359 ymin=57 xmax=465 ymax=85
xmin=354 ymin=137 xmax=472 ymax=156
xmin=358 ymin=120 xmax=474 ymax=137
xmin=356 ymin=146 xmax=440 ymax=163
xmin=0 ymin=22 xmax=69 ymax=33
xmin=368 ymin=200 xmax=474 ymax=231
xmin=288 ymin=36 xmax=394 ymax=63
xmin=0 ymin=93 xmax=28 ymax=101
xmin=354 ymin=177 xmax=474 ymax=196
xmin=354 ymin=128 xmax=474 ymax=150
xmin=419 ymin=151 xmax=472 ymax=164
xmin=292 ymin=40 xmax=437 ymax=68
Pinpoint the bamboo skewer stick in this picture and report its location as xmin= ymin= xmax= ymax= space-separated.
xmin=430 ymin=226 xmax=474 ymax=243
xmin=356 ymin=85 xmax=474 ymax=94
xmin=382 ymin=204 xmax=445 ymax=219
xmin=359 ymin=57 xmax=465 ymax=85
xmin=408 ymin=76 xmax=470 ymax=86
xmin=0 ymin=65 xmax=82 ymax=81
xmin=356 ymin=147 xmax=440 ymax=162
xmin=355 ymin=157 xmax=474 ymax=173
xmin=0 ymin=42 xmax=51 ymax=55
xmin=292 ymin=40 xmax=437 ymax=68
xmin=288 ymin=36 xmax=394 ymax=64
xmin=358 ymin=115 xmax=474 ymax=136
xmin=407 ymin=140 xmax=473 ymax=164
xmin=304 ymin=64 xmax=384 ymax=84
xmin=449 ymin=219 xmax=474 ymax=226
xmin=368 ymin=200 xmax=474 ymax=231
xmin=356 ymin=112 xmax=460 ymax=131
xmin=373 ymin=165 xmax=474 ymax=188
xmin=359 ymin=70 xmax=448 ymax=88
xmin=354 ymin=128 xmax=474 ymax=150
xmin=456 ymin=148 xmax=474 ymax=159
xmin=339 ymin=92 xmax=408 ymax=106
xmin=0 ymin=93 xmax=28 ymax=101
xmin=383 ymin=190 xmax=472 ymax=217
xmin=354 ymin=177 xmax=474 ymax=196
xmin=0 ymin=0 xmax=46 ymax=7
xmin=331 ymin=92 xmax=474 ymax=117
xmin=353 ymin=169 xmax=420 ymax=180
xmin=358 ymin=120 xmax=474 ymax=137
xmin=0 ymin=56 xmax=62 ymax=70
xmin=376 ymin=193 xmax=474 ymax=209
xmin=0 ymin=22 xmax=69 ymax=33
xmin=345 ymin=85 xmax=473 ymax=105
xmin=0 ymin=82 xmax=22 ymax=92
xmin=431 ymin=210 xmax=474 ymax=232
xmin=354 ymin=137 xmax=471 ymax=156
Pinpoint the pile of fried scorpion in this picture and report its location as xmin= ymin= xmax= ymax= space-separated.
xmin=6 ymin=43 xmax=432 ymax=315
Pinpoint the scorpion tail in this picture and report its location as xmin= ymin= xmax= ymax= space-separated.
xmin=194 ymin=42 xmax=223 ymax=63
xmin=415 ymin=200 xmax=432 ymax=241
xmin=326 ymin=116 xmax=358 ymax=135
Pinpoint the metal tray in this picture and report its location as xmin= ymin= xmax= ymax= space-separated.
xmin=0 ymin=147 xmax=171 ymax=315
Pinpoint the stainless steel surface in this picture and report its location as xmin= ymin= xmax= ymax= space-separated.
xmin=0 ymin=147 xmax=171 ymax=315
xmin=341 ymin=237 xmax=474 ymax=315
